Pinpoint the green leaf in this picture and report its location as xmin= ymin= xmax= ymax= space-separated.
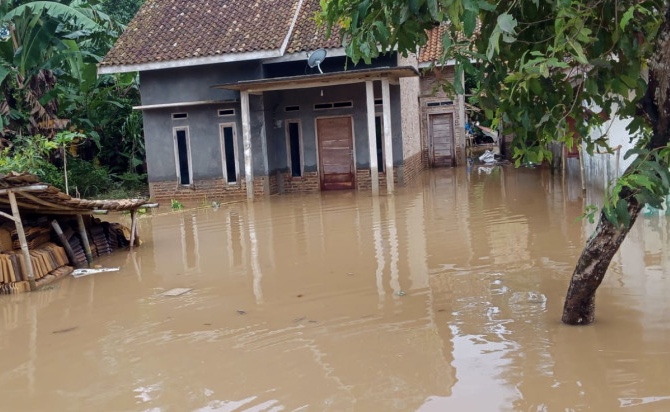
xmin=615 ymin=198 xmax=631 ymax=228
xmin=497 ymin=13 xmax=517 ymax=34
xmin=427 ymin=0 xmax=439 ymax=21
xmin=620 ymin=6 xmax=635 ymax=30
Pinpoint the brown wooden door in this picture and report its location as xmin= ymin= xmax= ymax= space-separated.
xmin=317 ymin=117 xmax=355 ymax=190
xmin=430 ymin=113 xmax=455 ymax=167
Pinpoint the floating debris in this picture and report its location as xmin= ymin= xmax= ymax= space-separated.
xmin=72 ymin=267 xmax=120 ymax=278
xmin=52 ymin=327 xmax=78 ymax=334
xmin=236 ymin=310 xmax=247 ymax=315
xmin=162 ymin=288 xmax=193 ymax=297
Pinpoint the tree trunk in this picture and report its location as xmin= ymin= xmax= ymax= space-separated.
xmin=561 ymin=199 xmax=643 ymax=325
xmin=562 ymin=5 xmax=670 ymax=325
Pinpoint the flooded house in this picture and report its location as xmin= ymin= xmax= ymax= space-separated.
xmin=99 ymin=0 xmax=471 ymax=204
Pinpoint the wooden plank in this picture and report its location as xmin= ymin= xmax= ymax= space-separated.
xmin=0 ymin=185 xmax=48 ymax=195
xmin=76 ymin=215 xmax=93 ymax=267
xmin=8 ymin=191 xmax=36 ymax=290
xmin=317 ymin=116 xmax=355 ymax=190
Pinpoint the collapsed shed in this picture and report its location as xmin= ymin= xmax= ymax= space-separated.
xmin=0 ymin=172 xmax=156 ymax=293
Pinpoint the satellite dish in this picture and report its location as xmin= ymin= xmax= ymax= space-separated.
xmin=307 ymin=48 xmax=327 ymax=74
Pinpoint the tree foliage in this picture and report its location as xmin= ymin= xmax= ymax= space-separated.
xmin=321 ymin=0 xmax=669 ymax=226
xmin=0 ymin=0 xmax=146 ymax=192
xmin=321 ymin=0 xmax=670 ymax=324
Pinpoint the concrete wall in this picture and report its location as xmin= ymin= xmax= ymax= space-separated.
xmin=263 ymin=82 xmax=403 ymax=174
xmin=140 ymin=61 xmax=263 ymax=105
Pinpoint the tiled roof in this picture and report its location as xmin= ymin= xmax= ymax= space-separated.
xmin=419 ymin=22 xmax=481 ymax=64
xmin=285 ymin=0 xmax=341 ymax=54
xmin=101 ymin=0 xmax=300 ymax=67
xmin=419 ymin=25 xmax=448 ymax=63
xmin=101 ymin=0 xmax=341 ymax=69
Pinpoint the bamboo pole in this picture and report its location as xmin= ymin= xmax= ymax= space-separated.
xmin=8 ymin=190 xmax=36 ymax=290
xmin=51 ymin=219 xmax=81 ymax=268
xmin=76 ymin=215 xmax=93 ymax=267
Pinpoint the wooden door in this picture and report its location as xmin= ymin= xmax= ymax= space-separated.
xmin=317 ymin=117 xmax=355 ymax=190
xmin=430 ymin=113 xmax=455 ymax=167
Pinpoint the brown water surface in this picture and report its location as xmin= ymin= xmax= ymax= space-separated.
xmin=2 ymin=167 xmax=670 ymax=411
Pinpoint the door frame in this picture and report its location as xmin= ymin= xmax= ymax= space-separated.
xmin=428 ymin=112 xmax=455 ymax=167
xmin=284 ymin=119 xmax=304 ymax=177
xmin=315 ymin=115 xmax=357 ymax=189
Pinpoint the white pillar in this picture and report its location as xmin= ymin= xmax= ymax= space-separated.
xmin=366 ymin=81 xmax=379 ymax=195
xmin=382 ymin=78 xmax=394 ymax=194
xmin=240 ymin=90 xmax=254 ymax=200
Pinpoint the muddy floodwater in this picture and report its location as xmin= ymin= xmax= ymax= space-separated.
xmin=2 ymin=167 xmax=670 ymax=411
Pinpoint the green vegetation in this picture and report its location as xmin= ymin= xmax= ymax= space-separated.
xmin=0 ymin=0 xmax=146 ymax=198
xmin=321 ymin=0 xmax=669 ymax=325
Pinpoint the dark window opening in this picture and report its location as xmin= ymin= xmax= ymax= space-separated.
xmin=288 ymin=122 xmax=302 ymax=177
xmin=175 ymin=129 xmax=190 ymax=185
xmin=314 ymin=101 xmax=353 ymax=110
xmin=374 ymin=98 xmax=383 ymax=105
xmin=375 ymin=116 xmax=384 ymax=172
xmin=222 ymin=126 xmax=237 ymax=183
xmin=285 ymin=105 xmax=300 ymax=112
xmin=426 ymin=101 xmax=453 ymax=107
xmin=218 ymin=109 xmax=235 ymax=116
xmin=172 ymin=112 xmax=188 ymax=119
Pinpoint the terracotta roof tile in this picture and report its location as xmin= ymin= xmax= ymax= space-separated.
xmin=419 ymin=25 xmax=448 ymax=63
xmin=418 ymin=22 xmax=481 ymax=64
xmin=285 ymin=0 xmax=341 ymax=54
xmin=101 ymin=0 xmax=302 ymax=67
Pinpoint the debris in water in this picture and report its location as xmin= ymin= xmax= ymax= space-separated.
xmin=395 ymin=290 xmax=406 ymax=296
xmin=52 ymin=327 xmax=78 ymax=334
xmin=72 ymin=267 xmax=120 ymax=278
xmin=162 ymin=288 xmax=192 ymax=297
xmin=236 ymin=310 xmax=247 ymax=315
xmin=296 ymin=294 xmax=304 ymax=298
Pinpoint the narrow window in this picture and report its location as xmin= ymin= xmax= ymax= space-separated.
xmin=174 ymin=128 xmax=191 ymax=185
xmin=314 ymin=103 xmax=332 ymax=110
xmin=218 ymin=108 xmax=235 ymax=116
xmin=333 ymin=101 xmax=353 ymax=108
xmin=172 ymin=112 xmax=188 ymax=120
xmin=286 ymin=121 xmax=302 ymax=177
xmin=374 ymin=98 xmax=383 ymax=106
xmin=375 ymin=116 xmax=384 ymax=172
xmin=220 ymin=124 xmax=238 ymax=184
xmin=285 ymin=105 xmax=300 ymax=112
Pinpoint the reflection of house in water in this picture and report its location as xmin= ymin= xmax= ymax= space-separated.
xmin=146 ymin=192 xmax=457 ymax=408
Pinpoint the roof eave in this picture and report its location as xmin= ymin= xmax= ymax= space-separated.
xmin=98 ymin=49 xmax=284 ymax=75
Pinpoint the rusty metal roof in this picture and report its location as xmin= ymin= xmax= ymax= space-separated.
xmin=100 ymin=0 xmax=340 ymax=72
xmin=0 ymin=172 xmax=149 ymax=214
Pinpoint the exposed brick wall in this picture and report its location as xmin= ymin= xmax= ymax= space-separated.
xmin=401 ymin=151 xmax=425 ymax=185
xmin=280 ymin=171 xmax=320 ymax=193
xmin=150 ymin=176 xmax=273 ymax=203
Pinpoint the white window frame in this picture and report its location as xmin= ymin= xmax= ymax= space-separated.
xmin=173 ymin=126 xmax=193 ymax=185
xmin=219 ymin=122 xmax=240 ymax=185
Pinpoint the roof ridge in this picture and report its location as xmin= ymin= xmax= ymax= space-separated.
xmin=280 ymin=0 xmax=305 ymax=56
